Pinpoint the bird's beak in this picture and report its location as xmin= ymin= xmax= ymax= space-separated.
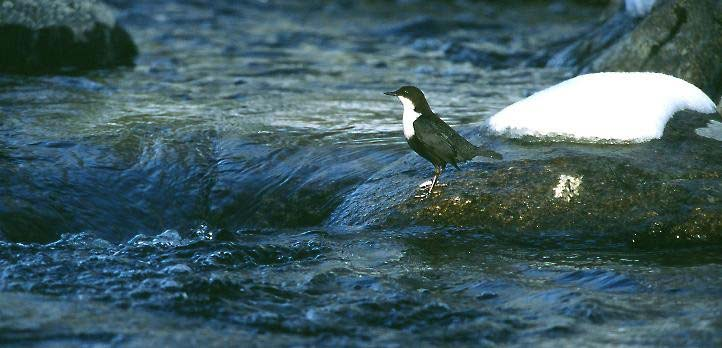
xmin=384 ymin=91 xmax=398 ymax=96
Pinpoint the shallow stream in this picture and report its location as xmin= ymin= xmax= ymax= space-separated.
xmin=1 ymin=1 xmax=720 ymax=346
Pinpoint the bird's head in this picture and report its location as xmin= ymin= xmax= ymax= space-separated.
xmin=384 ymin=85 xmax=431 ymax=114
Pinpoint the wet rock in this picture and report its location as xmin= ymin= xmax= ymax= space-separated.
xmin=0 ymin=0 xmax=137 ymax=74
xmin=550 ymin=0 xmax=722 ymax=98
xmin=329 ymin=113 xmax=722 ymax=247
xmin=590 ymin=0 xmax=722 ymax=97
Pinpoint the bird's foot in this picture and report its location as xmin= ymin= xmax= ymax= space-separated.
xmin=414 ymin=186 xmax=446 ymax=200
xmin=418 ymin=181 xmax=447 ymax=189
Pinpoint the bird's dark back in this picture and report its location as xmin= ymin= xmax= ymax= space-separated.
xmin=424 ymin=113 xmax=479 ymax=162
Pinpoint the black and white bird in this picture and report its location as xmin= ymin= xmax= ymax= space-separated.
xmin=384 ymin=86 xmax=502 ymax=195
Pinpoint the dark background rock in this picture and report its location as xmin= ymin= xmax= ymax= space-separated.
xmin=590 ymin=0 xmax=722 ymax=98
xmin=0 ymin=0 xmax=137 ymax=74
xmin=549 ymin=0 xmax=722 ymax=99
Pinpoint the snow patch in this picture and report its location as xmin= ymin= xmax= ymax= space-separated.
xmin=487 ymin=72 xmax=716 ymax=143
xmin=625 ymin=0 xmax=656 ymax=17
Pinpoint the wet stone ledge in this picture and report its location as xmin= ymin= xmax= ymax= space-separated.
xmin=0 ymin=0 xmax=137 ymax=74
xmin=329 ymin=113 xmax=722 ymax=247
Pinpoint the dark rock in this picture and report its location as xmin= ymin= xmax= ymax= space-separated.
xmin=590 ymin=0 xmax=722 ymax=98
xmin=329 ymin=113 xmax=722 ymax=247
xmin=549 ymin=0 xmax=722 ymax=98
xmin=0 ymin=0 xmax=137 ymax=74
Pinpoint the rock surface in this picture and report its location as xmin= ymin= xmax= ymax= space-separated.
xmin=591 ymin=0 xmax=722 ymax=97
xmin=329 ymin=114 xmax=722 ymax=247
xmin=0 ymin=0 xmax=137 ymax=73
xmin=549 ymin=0 xmax=722 ymax=98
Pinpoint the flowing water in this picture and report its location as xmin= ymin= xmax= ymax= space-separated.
xmin=1 ymin=1 xmax=721 ymax=346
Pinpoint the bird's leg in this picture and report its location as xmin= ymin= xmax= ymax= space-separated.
xmin=428 ymin=165 xmax=441 ymax=194
xmin=436 ymin=166 xmax=447 ymax=188
xmin=416 ymin=166 xmax=444 ymax=199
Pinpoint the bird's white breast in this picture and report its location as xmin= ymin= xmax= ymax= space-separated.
xmin=398 ymin=96 xmax=421 ymax=139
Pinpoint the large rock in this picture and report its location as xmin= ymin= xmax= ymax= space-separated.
xmin=329 ymin=114 xmax=722 ymax=247
xmin=591 ymin=0 xmax=722 ymax=97
xmin=549 ymin=0 xmax=722 ymax=98
xmin=0 ymin=0 xmax=137 ymax=74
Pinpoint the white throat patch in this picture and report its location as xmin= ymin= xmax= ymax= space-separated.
xmin=398 ymin=96 xmax=421 ymax=139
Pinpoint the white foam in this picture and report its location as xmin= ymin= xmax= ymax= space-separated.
xmin=625 ymin=0 xmax=656 ymax=17
xmin=696 ymin=120 xmax=722 ymax=142
xmin=487 ymin=72 xmax=717 ymax=142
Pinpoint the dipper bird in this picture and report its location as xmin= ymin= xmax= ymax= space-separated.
xmin=384 ymin=86 xmax=502 ymax=195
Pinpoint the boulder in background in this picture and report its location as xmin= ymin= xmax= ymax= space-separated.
xmin=0 ymin=0 xmax=137 ymax=74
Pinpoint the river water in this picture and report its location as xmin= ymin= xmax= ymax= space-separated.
xmin=1 ymin=1 xmax=721 ymax=346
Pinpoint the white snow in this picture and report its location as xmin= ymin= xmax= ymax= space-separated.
xmin=625 ymin=0 xmax=656 ymax=17
xmin=487 ymin=72 xmax=717 ymax=142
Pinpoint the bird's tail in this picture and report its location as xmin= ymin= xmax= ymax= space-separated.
xmin=476 ymin=146 xmax=502 ymax=160
xmin=456 ymin=141 xmax=502 ymax=162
